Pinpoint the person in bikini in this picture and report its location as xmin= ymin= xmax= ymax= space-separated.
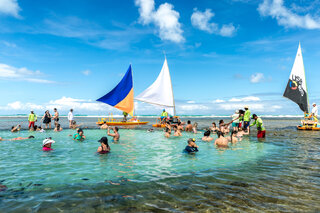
xmin=107 ymin=126 xmax=120 ymax=141
xmin=97 ymin=137 xmax=110 ymax=154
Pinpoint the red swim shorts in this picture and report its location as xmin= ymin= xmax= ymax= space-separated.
xmin=257 ymin=130 xmax=266 ymax=138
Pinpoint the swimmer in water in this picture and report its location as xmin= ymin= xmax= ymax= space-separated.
xmin=177 ymin=122 xmax=184 ymax=131
xmin=214 ymin=131 xmax=229 ymax=148
xmin=10 ymin=136 xmax=35 ymax=141
xmin=227 ymin=130 xmax=238 ymax=143
xmin=11 ymin=124 xmax=21 ymax=133
xmin=73 ymin=128 xmax=86 ymax=140
xmin=192 ymin=122 xmax=198 ymax=134
xmin=210 ymin=122 xmax=218 ymax=133
xmin=185 ymin=120 xmax=193 ymax=132
xmin=202 ymin=130 xmax=214 ymax=142
xmin=97 ymin=137 xmax=110 ymax=154
xmin=42 ymin=138 xmax=55 ymax=151
xmin=184 ymin=138 xmax=199 ymax=153
xmin=107 ymin=126 xmax=120 ymax=141
xmin=100 ymin=121 xmax=108 ymax=129
xmin=164 ymin=127 xmax=171 ymax=138
xmin=173 ymin=126 xmax=182 ymax=136
xmin=147 ymin=128 xmax=154 ymax=132
xmin=54 ymin=124 xmax=63 ymax=132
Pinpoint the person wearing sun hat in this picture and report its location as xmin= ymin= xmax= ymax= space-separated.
xmin=42 ymin=138 xmax=55 ymax=151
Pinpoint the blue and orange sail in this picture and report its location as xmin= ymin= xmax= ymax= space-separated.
xmin=97 ymin=65 xmax=134 ymax=116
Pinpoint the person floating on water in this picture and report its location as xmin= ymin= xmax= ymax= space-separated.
xmin=160 ymin=109 xmax=168 ymax=124
xmin=11 ymin=124 xmax=21 ymax=133
xmin=28 ymin=110 xmax=37 ymax=130
xmin=214 ymin=131 xmax=229 ymax=148
xmin=97 ymin=137 xmax=111 ymax=154
xmin=184 ymin=138 xmax=199 ymax=154
xmin=42 ymin=138 xmax=55 ymax=151
xmin=73 ymin=128 xmax=86 ymax=140
xmin=202 ymin=130 xmax=214 ymax=142
xmin=250 ymin=114 xmax=266 ymax=139
xmin=68 ymin=109 xmax=74 ymax=128
xmin=243 ymin=106 xmax=251 ymax=133
xmin=107 ymin=126 xmax=120 ymax=141
xmin=10 ymin=136 xmax=35 ymax=141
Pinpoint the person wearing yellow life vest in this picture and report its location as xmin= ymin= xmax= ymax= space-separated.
xmin=160 ymin=109 xmax=168 ymax=123
xmin=250 ymin=114 xmax=266 ymax=138
xmin=28 ymin=111 xmax=37 ymax=130
xmin=243 ymin=106 xmax=251 ymax=132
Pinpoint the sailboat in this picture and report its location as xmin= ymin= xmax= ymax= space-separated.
xmin=96 ymin=65 xmax=148 ymax=126
xmin=283 ymin=43 xmax=319 ymax=130
xmin=135 ymin=58 xmax=177 ymax=128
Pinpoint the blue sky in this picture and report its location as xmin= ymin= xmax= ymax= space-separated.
xmin=0 ymin=0 xmax=320 ymax=115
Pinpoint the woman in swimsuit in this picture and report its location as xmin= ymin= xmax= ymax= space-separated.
xmin=41 ymin=110 xmax=52 ymax=129
xmin=97 ymin=137 xmax=110 ymax=154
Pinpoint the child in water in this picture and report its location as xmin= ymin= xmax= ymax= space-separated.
xmin=184 ymin=138 xmax=199 ymax=153
xmin=73 ymin=128 xmax=86 ymax=140
xmin=42 ymin=138 xmax=55 ymax=151
xmin=97 ymin=137 xmax=110 ymax=154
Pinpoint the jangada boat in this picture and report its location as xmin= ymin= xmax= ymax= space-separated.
xmin=283 ymin=43 xmax=319 ymax=130
xmin=96 ymin=65 xmax=148 ymax=127
xmin=135 ymin=57 xmax=177 ymax=128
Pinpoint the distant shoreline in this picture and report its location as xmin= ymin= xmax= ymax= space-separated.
xmin=0 ymin=115 xmax=304 ymax=118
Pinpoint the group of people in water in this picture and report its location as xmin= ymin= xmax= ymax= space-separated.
xmin=1 ymin=105 xmax=265 ymax=154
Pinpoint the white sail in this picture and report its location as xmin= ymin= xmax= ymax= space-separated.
xmin=135 ymin=58 xmax=175 ymax=115
xmin=283 ymin=43 xmax=309 ymax=112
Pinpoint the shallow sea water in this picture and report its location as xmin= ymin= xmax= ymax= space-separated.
xmin=0 ymin=117 xmax=319 ymax=212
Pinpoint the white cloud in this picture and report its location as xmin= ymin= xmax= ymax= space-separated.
xmin=82 ymin=70 xmax=91 ymax=76
xmin=250 ymin=73 xmax=265 ymax=83
xmin=187 ymin=100 xmax=195 ymax=104
xmin=218 ymin=103 xmax=265 ymax=111
xmin=258 ymin=0 xmax=320 ymax=29
xmin=191 ymin=8 xmax=237 ymax=37
xmin=214 ymin=99 xmax=225 ymax=103
xmin=178 ymin=104 xmax=209 ymax=111
xmin=135 ymin=0 xmax=184 ymax=43
xmin=0 ymin=63 xmax=55 ymax=84
xmin=229 ymin=96 xmax=261 ymax=102
xmin=0 ymin=0 xmax=20 ymax=18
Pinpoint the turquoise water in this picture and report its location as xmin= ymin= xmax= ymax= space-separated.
xmin=0 ymin=121 xmax=319 ymax=212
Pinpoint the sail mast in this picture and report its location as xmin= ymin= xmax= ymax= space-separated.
xmin=165 ymin=56 xmax=176 ymax=116
xmin=300 ymin=42 xmax=310 ymax=112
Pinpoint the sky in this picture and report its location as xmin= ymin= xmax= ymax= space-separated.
xmin=0 ymin=0 xmax=320 ymax=116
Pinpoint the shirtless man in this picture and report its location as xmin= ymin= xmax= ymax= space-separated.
xmin=173 ymin=126 xmax=182 ymax=137
xmin=108 ymin=126 xmax=120 ymax=141
xmin=100 ymin=122 xmax=108 ymax=129
xmin=185 ymin=120 xmax=193 ymax=132
xmin=214 ymin=131 xmax=229 ymax=148
xmin=52 ymin=108 xmax=59 ymax=127
xmin=202 ymin=130 xmax=214 ymax=142
xmin=11 ymin=124 xmax=21 ymax=132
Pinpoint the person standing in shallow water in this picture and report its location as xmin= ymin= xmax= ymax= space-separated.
xmin=250 ymin=114 xmax=266 ymax=139
xmin=68 ymin=109 xmax=74 ymax=128
xmin=28 ymin=111 xmax=37 ymax=130
xmin=243 ymin=106 xmax=251 ymax=133
xmin=97 ymin=137 xmax=110 ymax=154
xmin=184 ymin=138 xmax=199 ymax=153
xmin=52 ymin=108 xmax=59 ymax=127
xmin=107 ymin=126 xmax=120 ymax=141
xmin=41 ymin=110 xmax=52 ymax=129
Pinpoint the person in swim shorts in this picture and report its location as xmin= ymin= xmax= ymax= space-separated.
xmin=250 ymin=114 xmax=266 ymax=139
xmin=243 ymin=106 xmax=251 ymax=132
xmin=52 ymin=108 xmax=59 ymax=127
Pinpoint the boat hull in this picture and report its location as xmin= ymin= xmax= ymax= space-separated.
xmin=152 ymin=123 xmax=166 ymax=128
xmin=297 ymin=125 xmax=320 ymax=131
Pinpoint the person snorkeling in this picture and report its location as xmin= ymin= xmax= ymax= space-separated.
xmin=184 ymin=138 xmax=199 ymax=154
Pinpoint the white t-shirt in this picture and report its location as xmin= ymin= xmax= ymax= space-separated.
xmin=312 ymin=106 xmax=318 ymax=117
xmin=232 ymin=114 xmax=239 ymax=123
xmin=68 ymin=111 xmax=74 ymax=121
